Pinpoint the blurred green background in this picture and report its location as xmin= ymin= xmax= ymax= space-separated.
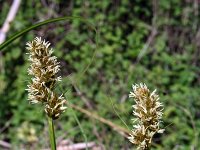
xmin=0 ymin=0 xmax=200 ymax=149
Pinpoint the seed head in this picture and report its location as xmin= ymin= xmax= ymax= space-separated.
xmin=129 ymin=83 xmax=164 ymax=150
xmin=26 ymin=37 xmax=66 ymax=119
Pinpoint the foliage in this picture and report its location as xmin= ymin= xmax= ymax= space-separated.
xmin=0 ymin=0 xmax=199 ymax=149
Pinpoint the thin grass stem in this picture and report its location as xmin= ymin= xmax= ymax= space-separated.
xmin=70 ymin=104 xmax=88 ymax=150
xmin=47 ymin=116 xmax=57 ymax=150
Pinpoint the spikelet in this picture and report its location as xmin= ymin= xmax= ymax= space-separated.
xmin=26 ymin=37 xmax=66 ymax=119
xmin=129 ymin=83 xmax=164 ymax=150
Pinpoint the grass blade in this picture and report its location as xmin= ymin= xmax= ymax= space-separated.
xmin=0 ymin=16 xmax=97 ymax=51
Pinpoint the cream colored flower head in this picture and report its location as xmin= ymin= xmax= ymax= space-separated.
xmin=26 ymin=37 xmax=66 ymax=119
xmin=129 ymin=83 xmax=164 ymax=150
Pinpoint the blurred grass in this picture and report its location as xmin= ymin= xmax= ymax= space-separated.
xmin=0 ymin=0 xmax=200 ymax=149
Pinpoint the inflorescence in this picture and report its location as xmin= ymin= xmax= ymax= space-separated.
xmin=26 ymin=37 xmax=66 ymax=119
xmin=129 ymin=83 xmax=164 ymax=150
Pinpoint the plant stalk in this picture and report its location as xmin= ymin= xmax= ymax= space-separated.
xmin=47 ymin=116 xmax=56 ymax=150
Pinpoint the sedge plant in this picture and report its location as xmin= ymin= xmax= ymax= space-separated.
xmin=26 ymin=37 xmax=67 ymax=150
xmin=0 ymin=16 xmax=98 ymax=150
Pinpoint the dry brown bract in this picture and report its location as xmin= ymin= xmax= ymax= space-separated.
xmin=26 ymin=37 xmax=66 ymax=119
xmin=129 ymin=83 xmax=164 ymax=150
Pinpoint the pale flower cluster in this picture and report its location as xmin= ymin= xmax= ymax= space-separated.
xmin=129 ymin=83 xmax=164 ymax=150
xmin=26 ymin=37 xmax=66 ymax=119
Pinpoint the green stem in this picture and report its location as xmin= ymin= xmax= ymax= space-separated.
xmin=47 ymin=116 xmax=56 ymax=150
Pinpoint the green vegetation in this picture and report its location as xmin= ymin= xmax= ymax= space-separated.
xmin=0 ymin=0 xmax=199 ymax=149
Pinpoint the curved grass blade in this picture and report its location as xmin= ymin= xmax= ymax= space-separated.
xmin=69 ymin=102 xmax=89 ymax=150
xmin=58 ymin=85 xmax=88 ymax=150
xmin=108 ymin=96 xmax=131 ymax=131
xmin=0 ymin=16 xmax=97 ymax=51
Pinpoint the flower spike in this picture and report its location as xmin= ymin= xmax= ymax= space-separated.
xmin=129 ymin=83 xmax=164 ymax=150
xmin=26 ymin=37 xmax=67 ymax=119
